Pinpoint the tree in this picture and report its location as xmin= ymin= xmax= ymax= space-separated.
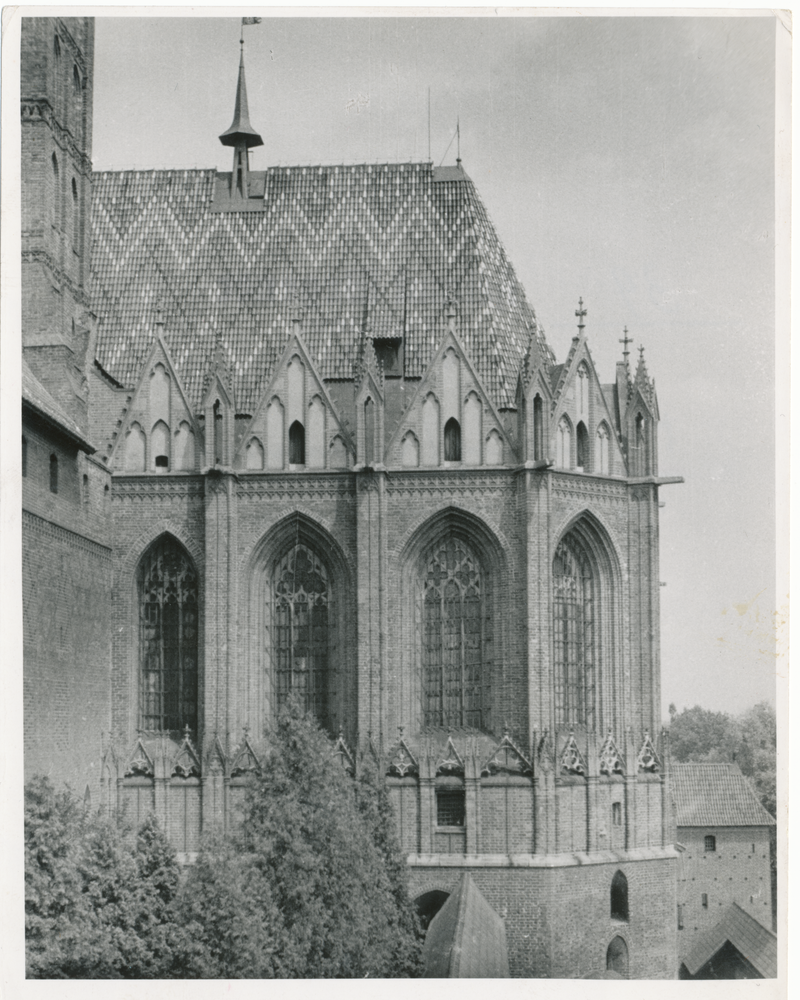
xmin=25 ymin=777 xmax=182 ymax=978
xmin=179 ymin=701 xmax=424 ymax=978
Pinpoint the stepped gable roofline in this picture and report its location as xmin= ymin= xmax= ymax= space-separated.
xmin=682 ymin=903 xmax=777 ymax=979
xmin=671 ymin=762 xmax=775 ymax=827
xmin=92 ymin=161 xmax=552 ymax=414
xmin=22 ymin=358 xmax=95 ymax=453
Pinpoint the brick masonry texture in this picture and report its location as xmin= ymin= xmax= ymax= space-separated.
xmin=21 ymin=16 xmax=694 ymax=980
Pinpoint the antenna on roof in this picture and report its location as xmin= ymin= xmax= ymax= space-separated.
xmin=456 ymin=116 xmax=461 ymax=167
xmin=428 ymin=88 xmax=431 ymax=162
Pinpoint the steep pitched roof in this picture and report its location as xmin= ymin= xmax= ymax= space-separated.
xmin=91 ymin=163 xmax=552 ymax=413
xmin=672 ymin=763 xmax=775 ymax=827
xmin=682 ymin=903 xmax=777 ymax=979
xmin=421 ymin=873 xmax=509 ymax=978
xmin=22 ymin=358 xmax=95 ymax=452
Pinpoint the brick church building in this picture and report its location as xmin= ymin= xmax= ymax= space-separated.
xmin=22 ymin=16 xmax=685 ymax=978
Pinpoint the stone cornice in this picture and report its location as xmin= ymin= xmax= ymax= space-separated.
xmin=20 ymin=99 xmax=92 ymax=176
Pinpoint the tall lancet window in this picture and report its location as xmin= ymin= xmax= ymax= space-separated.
xmin=272 ymin=544 xmax=333 ymax=730
xmin=421 ymin=536 xmax=490 ymax=729
xmin=138 ymin=537 xmax=198 ymax=733
xmin=553 ymin=534 xmax=596 ymax=727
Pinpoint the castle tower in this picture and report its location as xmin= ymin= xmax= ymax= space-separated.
xmin=21 ymin=16 xmax=95 ymax=432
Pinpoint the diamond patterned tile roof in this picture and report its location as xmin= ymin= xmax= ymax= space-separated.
xmin=91 ymin=163 xmax=552 ymax=413
xmin=682 ymin=903 xmax=777 ymax=979
xmin=672 ymin=763 xmax=775 ymax=828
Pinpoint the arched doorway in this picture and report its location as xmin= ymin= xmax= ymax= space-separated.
xmin=415 ymin=890 xmax=450 ymax=933
xmin=606 ymin=935 xmax=629 ymax=977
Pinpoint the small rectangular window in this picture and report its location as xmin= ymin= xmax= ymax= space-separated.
xmin=49 ymin=454 xmax=58 ymax=494
xmin=701 ymin=893 xmax=708 ymax=909
xmin=436 ymin=789 xmax=465 ymax=827
xmin=22 ymin=436 xmax=27 ymax=477
xmin=704 ymin=834 xmax=716 ymax=852
xmin=612 ymin=802 xmax=622 ymax=826
xmin=677 ymin=904 xmax=684 ymax=930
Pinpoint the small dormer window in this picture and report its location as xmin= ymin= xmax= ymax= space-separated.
xmin=289 ymin=421 xmax=305 ymax=465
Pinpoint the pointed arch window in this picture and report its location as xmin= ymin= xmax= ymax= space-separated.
xmin=553 ymin=533 xmax=596 ymax=727
xmin=444 ymin=417 xmax=461 ymax=462
xmin=576 ymin=421 xmax=589 ymax=470
xmin=606 ymin=936 xmax=628 ymax=976
xmin=138 ymin=537 xmax=198 ymax=733
xmin=289 ymin=420 xmax=305 ymax=465
xmin=533 ymin=394 xmax=544 ymax=461
xmin=611 ymin=870 xmax=629 ymax=921
xmin=272 ymin=544 xmax=333 ymax=729
xmin=577 ymin=363 xmax=589 ymax=417
xmin=421 ymin=536 xmax=490 ymax=729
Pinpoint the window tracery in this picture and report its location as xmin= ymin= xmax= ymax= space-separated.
xmin=553 ymin=534 xmax=596 ymax=727
xmin=272 ymin=544 xmax=332 ymax=729
xmin=421 ymin=536 xmax=489 ymax=729
xmin=138 ymin=537 xmax=198 ymax=733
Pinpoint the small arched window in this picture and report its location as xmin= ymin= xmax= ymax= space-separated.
xmin=704 ymin=834 xmax=716 ymax=852
xmin=576 ymin=421 xmax=589 ymax=470
xmin=71 ymin=178 xmax=79 ymax=250
xmin=22 ymin=436 xmax=28 ymax=478
xmin=444 ymin=417 xmax=461 ymax=462
xmin=139 ymin=537 xmax=198 ymax=733
xmin=51 ymin=154 xmax=60 ymax=227
xmin=533 ymin=394 xmax=544 ymax=461
xmin=53 ymin=34 xmax=61 ymax=59
xmin=213 ymin=400 xmax=224 ymax=465
xmin=82 ymin=473 xmax=89 ymax=504
xmin=49 ymin=453 xmax=59 ymax=494
xmin=289 ymin=420 xmax=305 ymax=465
xmin=577 ymin=363 xmax=589 ymax=417
xmin=611 ymin=870 xmax=628 ymax=921
xmin=364 ymin=398 xmax=375 ymax=466
xmin=152 ymin=421 xmax=169 ymax=471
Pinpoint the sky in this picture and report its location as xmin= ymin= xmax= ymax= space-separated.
xmin=91 ymin=12 xmax=781 ymax=718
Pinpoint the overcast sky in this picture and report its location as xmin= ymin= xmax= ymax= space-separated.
xmin=92 ymin=12 xmax=780 ymax=717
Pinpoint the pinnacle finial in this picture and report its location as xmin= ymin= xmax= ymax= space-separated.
xmin=619 ymin=326 xmax=632 ymax=365
xmin=575 ymin=297 xmax=587 ymax=333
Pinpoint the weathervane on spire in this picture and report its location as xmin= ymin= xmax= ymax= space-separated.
xmin=619 ymin=326 xmax=632 ymax=365
xmin=575 ymin=297 xmax=587 ymax=334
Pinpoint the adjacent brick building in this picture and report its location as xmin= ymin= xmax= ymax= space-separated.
xmin=22 ymin=15 xmax=688 ymax=978
xmin=673 ymin=762 xmax=775 ymax=966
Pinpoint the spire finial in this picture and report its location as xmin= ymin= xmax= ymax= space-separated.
xmin=619 ymin=326 xmax=632 ymax=365
xmin=219 ymin=35 xmax=263 ymax=151
xmin=575 ymin=297 xmax=587 ymax=333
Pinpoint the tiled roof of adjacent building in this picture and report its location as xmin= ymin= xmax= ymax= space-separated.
xmin=22 ymin=358 xmax=95 ymax=452
xmin=682 ymin=903 xmax=777 ymax=979
xmin=91 ymin=163 xmax=552 ymax=413
xmin=672 ymin=763 xmax=775 ymax=827
xmin=421 ymin=873 xmax=509 ymax=978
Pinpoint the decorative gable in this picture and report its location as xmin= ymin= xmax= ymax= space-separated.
xmin=550 ymin=330 xmax=625 ymax=477
xmin=385 ymin=306 xmax=517 ymax=469
xmin=109 ymin=323 xmax=203 ymax=474
xmin=237 ymin=321 xmax=354 ymax=472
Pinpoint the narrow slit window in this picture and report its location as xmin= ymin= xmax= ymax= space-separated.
xmin=612 ymin=802 xmax=622 ymax=826
xmin=701 ymin=893 xmax=708 ymax=909
xmin=611 ymin=870 xmax=628 ymax=921
xmin=22 ymin=436 xmax=27 ymax=478
xmin=49 ymin=454 xmax=58 ymax=494
xmin=289 ymin=420 xmax=305 ymax=465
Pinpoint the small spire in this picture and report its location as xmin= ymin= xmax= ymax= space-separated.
xmin=219 ymin=46 xmax=263 ymax=149
xmin=575 ymin=297 xmax=587 ymax=334
xmin=619 ymin=326 xmax=632 ymax=366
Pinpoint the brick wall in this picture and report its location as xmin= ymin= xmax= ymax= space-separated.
xmin=676 ymin=824 xmax=773 ymax=959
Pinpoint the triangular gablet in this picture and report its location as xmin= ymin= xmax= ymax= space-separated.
xmin=387 ymin=729 xmax=419 ymax=778
xmin=436 ymin=734 xmax=465 ymax=776
xmin=599 ymin=730 xmax=625 ymax=776
xmin=559 ymin=730 xmax=587 ymax=776
xmin=125 ymin=735 xmax=155 ymax=777
xmin=172 ymin=725 xmax=202 ymax=778
xmin=230 ymin=728 xmax=261 ymax=778
xmin=482 ymin=729 xmax=533 ymax=776
xmin=108 ymin=327 xmax=204 ymax=473
xmin=237 ymin=328 xmax=355 ymax=471
xmin=385 ymin=321 xmax=517 ymax=468
xmin=332 ymin=730 xmax=355 ymax=776
xmin=637 ymin=732 xmax=660 ymax=773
